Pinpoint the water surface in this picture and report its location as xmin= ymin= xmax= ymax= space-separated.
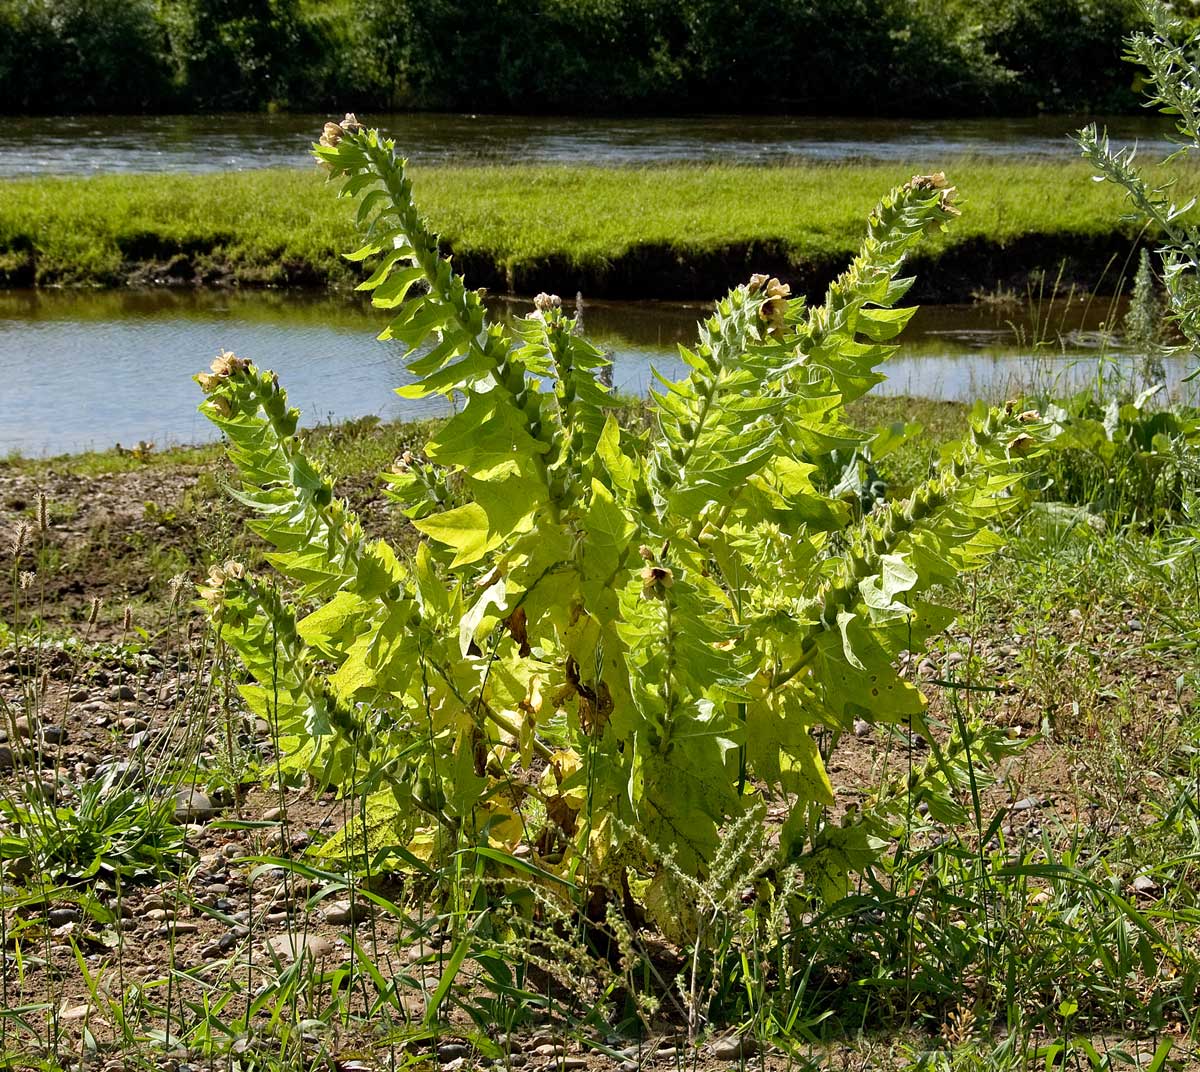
xmin=0 ymin=113 xmax=1179 ymax=178
xmin=0 ymin=289 xmax=1192 ymax=456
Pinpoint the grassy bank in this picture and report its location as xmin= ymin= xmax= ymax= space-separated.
xmin=0 ymin=159 xmax=1161 ymax=300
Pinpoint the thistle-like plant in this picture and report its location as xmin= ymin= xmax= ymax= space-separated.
xmin=194 ymin=116 xmax=1044 ymax=929
xmin=1078 ymin=1 xmax=1200 ymax=358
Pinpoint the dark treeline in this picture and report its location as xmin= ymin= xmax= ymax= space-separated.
xmin=0 ymin=0 xmax=1148 ymax=117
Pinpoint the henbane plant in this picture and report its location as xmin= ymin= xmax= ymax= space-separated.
xmin=195 ymin=115 xmax=1045 ymax=928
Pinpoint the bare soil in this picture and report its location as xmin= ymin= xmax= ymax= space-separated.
xmin=0 ymin=457 xmax=1195 ymax=1070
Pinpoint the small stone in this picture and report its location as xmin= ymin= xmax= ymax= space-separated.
xmin=13 ymin=715 xmax=32 ymax=738
xmin=158 ymin=922 xmax=199 ymax=936
xmin=853 ymin=718 xmax=870 ymax=738
xmin=1011 ymin=796 xmax=1041 ymax=813
xmin=174 ymin=789 xmax=216 ymax=823
xmin=1129 ymin=619 xmax=1144 ymax=632
xmin=268 ymin=932 xmax=337 ymax=962
xmin=25 ymin=778 xmax=58 ymax=803
xmin=48 ymin=908 xmax=81 ymax=926
xmin=532 ymin=1045 xmax=564 ymax=1059
xmin=67 ymin=688 xmax=89 ymax=703
xmin=41 ymin=724 xmax=68 ymax=745
xmin=710 ymin=1035 xmax=757 ymax=1061
xmin=323 ymin=899 xmax=371 ymax=926
xmin=0 ymin=746 xmax=13 ymax=770
xmin=263 ymin=806 xmax=284 ymax=822
xmin=438 ymin=1043 xmax=472 ymax=1061
xmin=58 ymin=1003 xmax=93 ymax=1022
xmin=945 ymin=651 xmax=966 ymax=666
xmin=109 ymin=684 xmax=136 ymax=701
xmin=1132 ymin=874 xmax=1159 ymax=898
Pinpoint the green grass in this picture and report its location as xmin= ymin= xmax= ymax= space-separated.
xmin=0 ymin=159 xmax=1161 ymax=293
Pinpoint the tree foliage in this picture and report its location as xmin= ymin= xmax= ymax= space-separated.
xmin=195 ymin=118 xmax=1045 ymax=921
xmin=0 ymin=0 xmax=1146 ymax=116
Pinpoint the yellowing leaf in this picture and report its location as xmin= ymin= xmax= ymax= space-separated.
xmin=414 ymin=503 xmax=496 ymax=568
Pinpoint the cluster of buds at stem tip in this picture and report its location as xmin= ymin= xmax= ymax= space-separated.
xmin=198 ymin=560 xmax=246 ymax=619
xmin=532 ymin=292 xmax=563 ymax=321
xmin=903 ymin=172 xmax=961 ymax=229
xmin=319 ymin=113 xmax=363 ymax=149
xmin=748 ymin=273 xmax=792 ymax=330
xmin=196 ymin=350 xmax=250 ymax=393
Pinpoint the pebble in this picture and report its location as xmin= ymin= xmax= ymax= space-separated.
xmin=48 ymin=908 xmax=81 ymax=926
xmin=157 ymin=922 xmax=199 ymax=936
xmin=852 ymin=718 xmax=870 ymax=738
xmin=1132 ymin=874 xmax=1159 ymax=897
xmin=0 ymin=746 xmax=14 ymax=770
xmin=67 ymin=688 xmax=89 ymax=703
xmin=12 ymin=715 xmax=32 ymax=738
xmin=710 ymin=1035 xmax=757 ymax=1061
xmin=57 ymin=1003 xmax=93 ymax=1022
xmin=1011 ymin=796 xmax=1041 ymax=813
xmin=268 ymin=931 xmax=336 ymax=962
xmin=109 ymin=684 xmax=137 ymax=701
xmin=323 ymin=898 xmax=371 ymax=926
xmin=173 ymin=788 xmax=216 ymax=823
xmin=438 ymin=1043 xmax=472 ymax=1061
xmin=41 ymin=724 xmax=68 ymax=745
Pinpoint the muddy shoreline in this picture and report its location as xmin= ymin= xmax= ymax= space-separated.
xmin=0 ymin=230 xmax=1145 ymax=304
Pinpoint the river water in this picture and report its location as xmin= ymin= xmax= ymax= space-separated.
xmin=1 ymin=289 xmax=1192 ymax=456
xmin=0 ymin=113 xmax=1179 ymax=178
